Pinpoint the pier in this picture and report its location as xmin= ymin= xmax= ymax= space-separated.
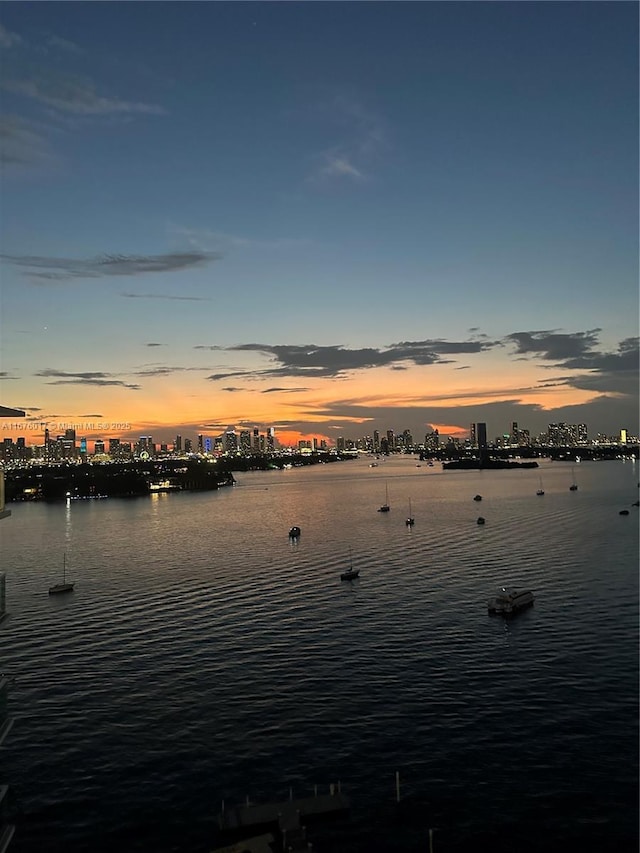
xmin=215 ymin=784 xmax=350 ymax=851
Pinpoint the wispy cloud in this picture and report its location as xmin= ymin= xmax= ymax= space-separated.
xmin=262 ymin=387 xmax=310 ymax=394
xmin=307 ymin=92 xmax=387 ymax=184
xmin=35 ymin=369 xmax=141 ymax=389
xmin=0 ymin=114 xmax=55 ymax=167
xmin=122 ymin=292 xmax=213 ymax=301
xmin=2 ymin=250 xmax=221 ymax=281
xmin=145 ymin=342 xmax=165 ymax=347
xmin=2 ymin=72 xmax=166 ymax=116
xmin=172 ymin=225 xmax=312 ymax=254
xmin=133 ymin=366 xmax=209 ymax=377
xmin=46 ymin=34 xmax=84 ymax=55
xmin=0 ymin=23 xmax=22 ymax=49
xmin=318 ymin=152 xmax=364 ymax=181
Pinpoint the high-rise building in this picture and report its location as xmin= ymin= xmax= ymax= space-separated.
xmin=373 ymin=430 xmax=380 ymax=452
xmin=476 ymin=422 xmax=487 ymax=447
xmin=252 ymin=428 xmax=260 ymax=453
xmin=197 ymin=434 xmax=204 ymax=453
xmin=510 ymin=422 xmax=519 ymax=445
xmin=469 ymin=423 xmax=477 ymax=447
xmin=224 ymin=430 xmax=238 ymax=454
xmin=240 ymin=430 xmax=252 ymax=454
xmin=184 ymin=438 xmax=193 ymax=454
xmin=175 ymin=434 xmax=182 ymax=453
xmin=94 ymin=440 xmax=105 ymax=455
xmin=266 ymin=427 xmax=275 ymax=453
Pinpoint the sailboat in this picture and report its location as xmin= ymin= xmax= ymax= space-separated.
xmin=377 ymin=482 xmax=390 ymax=512
xmin=49 ymin=553 xmax=75 ymax=595
xmin=405 ymin=498 xmax=415 ymax=527
xmin=569 ymin=468 xmax=578 ymax=491
xmin=536 ymin=477 xmax=545 ymax=496
xmin=340 ymin=549 xmax=360 ymax=581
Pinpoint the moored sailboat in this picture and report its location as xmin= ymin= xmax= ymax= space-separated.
xmin=49 ymin=553 xmax=75 ymax=595
xmin=405 ymin=498 xmax=414 ymax=527
xmin=378 ymin=482 xmax=390 ymax=513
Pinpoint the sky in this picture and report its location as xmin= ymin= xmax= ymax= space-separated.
xmin=1 ymin=2 xmax=638 ymax=449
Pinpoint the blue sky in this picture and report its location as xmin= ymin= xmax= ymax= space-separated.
xmin=1 ymin=2 xmax=638 ymax=446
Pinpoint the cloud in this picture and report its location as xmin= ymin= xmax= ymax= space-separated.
xmin=133 ymin=366 xmax=209 ymax=377
xmin=262 ymin=387 xmax=310 ymax=394
xmin=318 ymin=152 xmax=364 ymax=181
xmin=0 ymin=372 xmax=19 ymax=380
xmin=505 ymin=332 xmax=639 ymax=397
xmin=1 ymin=250 xmax=221 ymax=281
xmin=0 ymin=23 xmax=22 ymax=49
xmin=0 ymin=114 xmax=55 ymax=167
xmin=145 ymin=342 xmax=165 ymax=347
xmin=35 ymin=369 xmax=140 ymax=390
xmin=122 ymin=292 xmax=213 ymax=301
xmin=504 ymin=329 xmax=601 ymax=361
xmin=221 ymin=387 xmax=243 ymax=393
xmin=2 ymin=72 xmax=166 ymax=116
xmin=202 ymin=338 xmax=495 ymax=380
xmin=307 ymin=93 xmax=386 ymax=184
xmin=46 ymin=34 xmax=84 ymax=55
xmin=81 ymin=413 xmax=103 ymax=418
xmin=172 ymin=226 xmax=312 ymax=253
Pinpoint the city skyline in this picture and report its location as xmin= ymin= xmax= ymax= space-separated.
xmin=1 ymin=3 xmax=638 ymax=447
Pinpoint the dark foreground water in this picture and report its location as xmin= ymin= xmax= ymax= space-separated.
xmin=0 ymin=457 xmax=638 ymax=852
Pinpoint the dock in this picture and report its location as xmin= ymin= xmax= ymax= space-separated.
xmin=216 ymin=785 xmax=350 ymax=851
xmin=211 ymin=832 xmax=275 ymax=853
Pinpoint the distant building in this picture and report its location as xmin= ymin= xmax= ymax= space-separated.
xmin=476 ymin=423 xmax=488 ymax=464
xmin=240 ymin=430 xmax=252 ymax=454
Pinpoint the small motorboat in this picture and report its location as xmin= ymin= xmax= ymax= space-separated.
xmin=488 ymin=587 xmax=534 ymax=616
xmin=288 ymin=526 xmax=301 ymax=538
xmin=477 ymin=516 xmax=485 ymax=525
xmin=473 ymin=494 xmax=482 ymax=502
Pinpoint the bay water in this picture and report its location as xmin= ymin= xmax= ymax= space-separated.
xmin=1 ymin=457 xmax=638 ymax=852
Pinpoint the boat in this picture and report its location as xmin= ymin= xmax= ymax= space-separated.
xmin=377 ymin=483 xmax=390 ymax=513
xmin=49 ymin=553 xmax=75 ymax=595
xmin=288 ymin=526 xmax=301 ymax=538
xmin=569 ymin=467 xmax=578 ymax=491
xmin=619 ymin=509 xmax=629 ymax=516
xmin=340 ymin=550 xmax=360 ymax=581
xmin=405 ymin=498 xmax=415 ymax=527
xmin=487 ymin=587 xmax=534 ymax=616
xmin=477 ymin=516 xmax=485 ymax=525
xmin=536 ymin=477 xmax=545 ymax=496
xmin=473 ymin=494 xmax=482 ymax=502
